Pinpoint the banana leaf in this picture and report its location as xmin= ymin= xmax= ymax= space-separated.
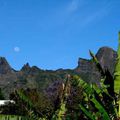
xmin=78 ymin=78 xmax=111 ymax=120
xmin=114 ymin=32 xmax=120 ymax=117
xmin=79 ymin=104 xmax=95 ymax=120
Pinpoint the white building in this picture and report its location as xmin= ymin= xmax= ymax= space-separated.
xmin=0 ymin=100 xmax=15 ymax=106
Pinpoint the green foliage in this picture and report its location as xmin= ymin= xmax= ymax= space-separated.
xmin=0 ymin=115 xmax=27 ymax=120
xmin=76 ymin=77 xmax=110 ymax=120
xmin=114 ymin=32 xmax=120 ymax=117
xmin=2 ymin=75 xmax=118 ymax=120
xmin=52 ymin=101 xmax=66 ymax=120
xmin=79 ymin=104 xmax=95 ymax=120
xmin=114 ymin=32 xmax=120 ymax=94
xmin=52 ymin=75 xmax=70 ymax=120
xmin=89 ymin=50 xmax=117 ymax=119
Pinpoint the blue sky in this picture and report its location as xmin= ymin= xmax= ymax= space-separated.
xmin=0 ymin=0 xmax=119 ymax=70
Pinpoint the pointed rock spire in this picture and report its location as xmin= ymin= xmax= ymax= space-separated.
xmin=0 ymin=57 xmax=12 ymax=74
xmin=21 ymin=63 xmax=31 ymax=72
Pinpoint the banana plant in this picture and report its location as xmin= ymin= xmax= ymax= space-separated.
xmin=70 ymin=75 xmax=110 ymax=120
xmin=52 ymin=75 xmax=71 ymax=120
xmin=89 ymin=50 xmax=115 ymax=97
xmin=114 ymin=32 xmax=120 ymax=117
xmin=89 ymin=50 xmax=117 ymax=119
xmin=79 ymin=77 xmax=111 ymax=120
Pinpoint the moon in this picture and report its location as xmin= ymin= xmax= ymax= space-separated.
xmin=14 ymin=47 xmax=20 ymax=52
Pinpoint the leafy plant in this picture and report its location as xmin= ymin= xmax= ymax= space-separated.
xmin=89 ymin=50 xmax=116 ymax=119
xmin=52 ymin=75 xmax=70 ymax=120
xmin=114 ymin=32 xmax=120 ymax=118
xmin=77 ymin=77 xmax=111 ymax=120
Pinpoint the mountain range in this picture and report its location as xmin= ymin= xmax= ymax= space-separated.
xmin=0 ymin=47 xmax=117 ymax=99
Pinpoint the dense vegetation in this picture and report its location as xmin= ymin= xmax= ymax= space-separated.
xmin=0 ymin=33 xmax=120 ymax=120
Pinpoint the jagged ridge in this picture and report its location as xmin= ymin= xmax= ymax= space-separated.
xmin=0 ymin=47 xmax=117 ymax=99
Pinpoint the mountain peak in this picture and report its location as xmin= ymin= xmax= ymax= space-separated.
xmin=21 ymin=63 xmax=31 ymax=72
xmin=0 ymin=57 xmax=12 ymax=74
xmin=0 ymin=57 xmax=8 ymax=64
xmin=96 ymin=46 xmax=116 ymax=58
xmin=96 ymin=46 xmax=117 ymax=74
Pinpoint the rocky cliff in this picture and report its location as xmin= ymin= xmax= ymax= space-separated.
xmin=74 ymin=47 xmax=117 ymax=83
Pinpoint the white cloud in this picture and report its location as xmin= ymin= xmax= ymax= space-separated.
xmin=14 ymin=47 xmax=20 ymax=52
xmin=80 ymin=1 xmax=113 ymax=27
xmin=67 ymin=0 xmax=80 ymax=12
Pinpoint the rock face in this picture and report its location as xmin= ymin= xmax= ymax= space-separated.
xmin=0 ymin=47 xmax=117 ymax=99
xmin=0 ymin=57 xmax=13 ymax=74
xmin=0 ymin=57 xmax=18 ymax=98
xmin=96 ymin=47 xmax=117 ymax=74
xmin=74 ymin=58 xmax=101 ymax=83
xmin=74 ymin=47 xmax=117 ymax=83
